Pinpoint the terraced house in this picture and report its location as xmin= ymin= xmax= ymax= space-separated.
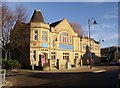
xmin=11 ymin=10 xmax=100 ymax=70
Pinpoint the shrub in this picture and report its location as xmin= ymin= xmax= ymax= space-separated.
xmin=2 ymin=59 xmax=21 ymax=70
xmin=11 ymin=60 xmax=21 ymax=69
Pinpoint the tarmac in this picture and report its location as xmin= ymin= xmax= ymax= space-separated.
xmin=1 ymin=66 xmax=106 ymax=88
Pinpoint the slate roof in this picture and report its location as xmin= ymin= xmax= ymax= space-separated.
xmin=79 ymin=35 xmax=99 ymax=44
xmin=30 ymin=10 xmax=44 ymax=23
xmin=50 ymin=20 xmax=62 ymax=27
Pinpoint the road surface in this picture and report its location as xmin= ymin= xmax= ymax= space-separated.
xmin=4 ymin=66 xmax=119 ymax=88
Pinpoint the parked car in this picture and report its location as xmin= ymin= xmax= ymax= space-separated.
xmin=110 ymin=61 xmax=119 ymax=66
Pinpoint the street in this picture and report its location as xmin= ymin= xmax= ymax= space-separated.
xmin=39 ymin=67 xmax=118 ymax=87
xmin=3 ymin=66 xmax=119 ymax=88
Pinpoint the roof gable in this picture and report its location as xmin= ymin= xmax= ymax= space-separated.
xmin=53 ymin=18 xmax=77 ymax=36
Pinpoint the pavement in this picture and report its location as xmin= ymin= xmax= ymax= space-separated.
xmin=1 ymin=66 xmax=106 ymax=88
xmin=18 ymin=66 xmax=105 ymax=73
xmin=1 ymin=81 xmax=13 ymax=88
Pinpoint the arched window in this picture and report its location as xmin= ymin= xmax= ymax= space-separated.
xmin=60 ymin=32 xmax=71 ymax=44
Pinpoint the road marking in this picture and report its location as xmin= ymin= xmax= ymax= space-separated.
xmin=93 ymin=70 xmax=106 ymax=73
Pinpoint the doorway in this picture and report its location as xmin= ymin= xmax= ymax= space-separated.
xmin=39 ymin=53 xmax=48 ymax=67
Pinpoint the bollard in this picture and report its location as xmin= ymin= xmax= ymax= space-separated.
xmin=3 ymin=69 xmax=6 ymax=84
xmin=0 ymin=73 xmax=2 ymax=88
xmin=32 ymin=64 xmax=34 ymax=70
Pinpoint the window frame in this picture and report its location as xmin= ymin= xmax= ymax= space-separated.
xmin=33 ymin=30 xmax=38 ymax=41
xmin=42 ymin=31 xmax=48 ymax=42
xmin=32 ymin=51 xmax=36 ymax=61
xmin=83 ymin=44 xmax=87 ymax=50
xmin=60 ymin=32 xmax=71 ymax=44
xmin=51 ymin=52 xmax=56 ymax=60
xmin=75 ymin=53 xmax=79 ymax=59
xmin=63 ymin=53 xmax=69 ymax=60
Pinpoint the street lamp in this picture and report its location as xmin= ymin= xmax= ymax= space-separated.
xmin=88 ymin=18 xmax=97 ymax=59
xmin=48 ymin=36 xmax=58 ymax=71
xmin=80 ymin=35 xmax=84 ymax=66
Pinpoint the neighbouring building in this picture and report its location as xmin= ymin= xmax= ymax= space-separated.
xmin=11 ymin=10 xmax=100 ymax=70
xmin=101 ymin=46 xmax=120 ymax=63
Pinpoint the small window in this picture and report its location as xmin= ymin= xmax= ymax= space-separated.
xmin=42 ymin=31 xmax=47 ymax=41
xmin=75 ymin=53 xmax=79 ymax=59
xmin=34 ymin=30 xmax=38 ymax=41
xmin=63 ymin=53 xmax=69 ymax=60
xmin=83 ymin=44 xmax=87 ymax=50
xmin=32 ymin=51 xmax=36 ymax=60
xmin=51 ymin=52 xmax=56 ymax=59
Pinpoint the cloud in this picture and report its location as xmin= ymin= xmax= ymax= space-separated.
xmin=102 ymin=7 xmax=118 ymax=19
xmin=93 ymin=31 xmax=118 ymax=41
xmin=92 ymin=23 xmax=117 ymax=32
xmin=105 ymin=33 xmax=118 ymax=40
xmin=103 ymin=14 xmax=118 ymax=19
xmin=83 ymin=23 xmax=117 ymax=34
xmin=83 ymin=23 xmax=118 ymax=43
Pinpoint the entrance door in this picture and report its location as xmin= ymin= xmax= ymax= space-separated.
xmin=41 ymin=54 xmax=45 ymax=66
xmin=39 ymin=54 xmax=42 ymax=66
xmin=39 ymin=54 xmax=45 ymax=66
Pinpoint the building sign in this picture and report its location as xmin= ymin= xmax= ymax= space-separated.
xmin=59 ymin=44 xmax=74 ymax=50
xmin=40 ymin=49 xmax=48 ymax=51
xmin=42 ymin=43 xmax=48 ymax=48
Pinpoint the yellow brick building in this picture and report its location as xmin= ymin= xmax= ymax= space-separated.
xmin=29 ymin=10 xmax=100 ymax=70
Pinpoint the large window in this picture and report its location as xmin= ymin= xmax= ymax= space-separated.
xmin=33 ymin=30 xmax=38 ymax=41
xmin=63 ymin=53 xmax=69 ymax=60
xmin=60 ymin=32 xmax=71 ymax=44
xmin=42 ymin=31 xmax=47 ymax=42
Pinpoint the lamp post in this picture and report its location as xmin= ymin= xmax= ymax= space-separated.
xmin=53 ymin=37 xmax=57 ymax=67
xmin=49 ymin=36 xmax=58 ymax=71
xmin=88 ymin=18 xmax=97 ymax=59
xmin=80 ymin=35 xmax=83 ymax=66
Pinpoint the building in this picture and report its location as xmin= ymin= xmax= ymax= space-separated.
xmin=11 ymin=10 xmax=100 ymax=70
xmin=101 ymin=46 xmax=120 ymax=63
xmin=10 ymin=20 xmax=30 ymax=68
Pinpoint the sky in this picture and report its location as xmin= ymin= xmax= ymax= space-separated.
xmin=4 ymin=1 xmax=119 ymax=48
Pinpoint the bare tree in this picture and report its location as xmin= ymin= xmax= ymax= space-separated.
xmin=70 ymin=22 xmax=83 ymax=36
xmin=0 ymin=3 xmax=28 ymax=60
xmin=14 ymin=5 xmax=28 ymax=22
xmin=0 ymin=3 xmax=15 ymax=60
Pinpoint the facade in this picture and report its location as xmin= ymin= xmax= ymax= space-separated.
xmin=29 ymin=10 xmax=100 ymax=70
xmin=101 ymin=46 xmax=120 ymax=63
xmin=11 ymin=10 xmax=100 ymax=70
